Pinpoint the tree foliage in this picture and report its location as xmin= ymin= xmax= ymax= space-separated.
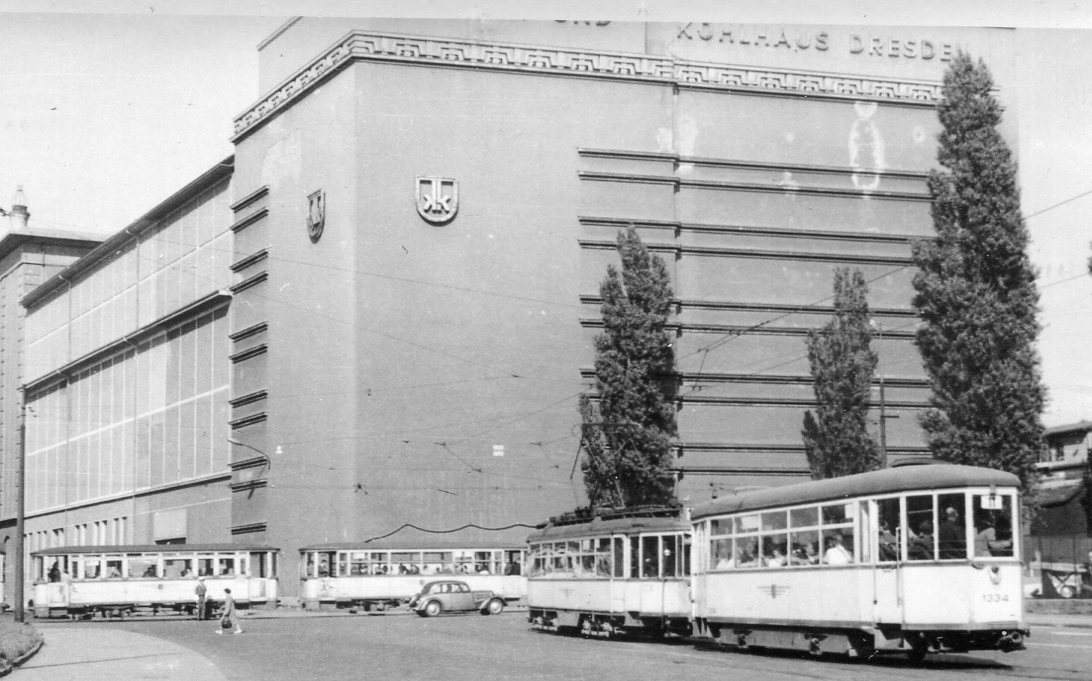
xmin=911 ymin=52 xmax=1045 ymax=493
xmin=802 ymin=268 xmax=883 ymax=479
xmin=580 ymin=228 xmax=677 ymax=508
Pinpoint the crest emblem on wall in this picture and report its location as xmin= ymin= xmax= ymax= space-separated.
xmin=306 ymin=189 xmax=325 ymax=243
xmin=415 ymin=176 xmax=458 ymax=225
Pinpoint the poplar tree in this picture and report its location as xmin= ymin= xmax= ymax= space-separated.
xmin=580 ymin=228 xmax=677 ymax=508
xmin=802 ymin=268 xmax=883 ymax=479
xmin=911 ymin=52 xmax=1045 ymax=493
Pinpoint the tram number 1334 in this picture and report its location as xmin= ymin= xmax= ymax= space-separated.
xmin=982 ymin=593 xmax=1010 ymax=603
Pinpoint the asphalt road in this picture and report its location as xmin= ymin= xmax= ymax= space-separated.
xmin=35 ymin=612 xmax=1092 ymax=681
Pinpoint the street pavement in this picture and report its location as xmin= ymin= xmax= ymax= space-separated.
xmin=14 ymin=608 xmax=1092 ymax=680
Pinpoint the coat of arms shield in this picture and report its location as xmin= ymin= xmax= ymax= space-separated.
xmin=415 ymin=177 xmax=458 ymax=225
xmin=307 ymin=189 xmax=325 ymax=243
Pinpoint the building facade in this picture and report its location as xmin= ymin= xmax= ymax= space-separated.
xmin=0 ymin=189 xmax=100 ymax=594
xmin=19 ymin=19 xmax=1019 ymax=596
xmin=20 ymin=163 xmax=234 ymax=583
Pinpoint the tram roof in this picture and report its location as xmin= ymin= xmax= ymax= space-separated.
xmin=527 ymin=514 xmax=689 ymax=543
xmin=300 ymin=536 xmax=528 ymax=552
xmin=30 ymin=543 xmax=278 ymax=556
xmin=690 ymin=464 xmax=1019 ymax=520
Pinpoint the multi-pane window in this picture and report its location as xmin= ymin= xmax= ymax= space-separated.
xmin=707 ymin=502 xmax=857 ymax=569
xmin=25 ymin=309 xmax=229 ymax=513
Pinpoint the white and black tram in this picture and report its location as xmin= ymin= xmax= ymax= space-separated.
xmin=31 ymin=544 xmax=279 ymax=619
xmin=299 ymin=538 xmax=526 ymax=611
xmin=526 ymin=506 xmax=692 ymax=638
xmin=690 ymin=463 xmax=1027 ymax=660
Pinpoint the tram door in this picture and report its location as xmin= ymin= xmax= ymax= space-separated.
xmin=609 ymin=536 xmax=625 ymax=613
xmin=871 ymin=498 xmax=903 ymax=625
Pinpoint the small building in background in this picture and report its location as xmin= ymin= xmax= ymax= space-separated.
xmin=1029 ymin=421 xmax=1092 ymax=597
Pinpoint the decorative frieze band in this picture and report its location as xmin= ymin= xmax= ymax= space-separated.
xmin=233 ymin=31 xmax=943 ymax=140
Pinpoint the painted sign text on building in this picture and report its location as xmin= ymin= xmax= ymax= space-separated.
xmin=676 ymin=23 xmax=957 ymax=61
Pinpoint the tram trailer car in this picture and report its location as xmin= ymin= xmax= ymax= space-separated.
xmin=690 ymin=464 xmax=1027 ymax=661
xmin=31 ymin=544 xmax=279 ymax=619
xmin=299 ymin=540 xmax=526 ymax=611
xmin=526 ymin=507 xmax=692 ymax=638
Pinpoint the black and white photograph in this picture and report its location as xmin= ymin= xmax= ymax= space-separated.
xmin=0 ymin=1 xmax=1091 ymax=679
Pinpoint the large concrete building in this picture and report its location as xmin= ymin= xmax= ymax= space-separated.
xmin=0 ymin=188 xmax=100 ymax=592
xmin=17 ymin=19 xmax=1019 ymax=595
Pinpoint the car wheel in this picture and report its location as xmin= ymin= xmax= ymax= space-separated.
xmin=484 ymin=598 xmax=504 ymax=616
xmin=423 ymin=600 xmax=442 ymax=617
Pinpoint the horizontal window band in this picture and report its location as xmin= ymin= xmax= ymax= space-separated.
xmin=229 ymin=412 xmax=268 ymax=429
xmin=230 ymin=479 xmax=269 ymax=493
xmin=577 ymin=148 xmax=929 ymax=180
xmin=230 ymin=522 xmax=268 ymax=536
xmin=679 ymin=395 xmax=928 ymax=408
xmin=230 ymin=271 xmax=268 ymax=294
xmin=577 ymin=318 xmax=915 ymax=339
xmin=229 ymin=390 xmax=269 ymax=408
xmin=230 ymin=186 xmax=269 ymax=213
xmin=230 ymin=207 xmax=269 ymax=233
xmin=579 ymin=216 xmax=921 ymax=244
xmin=229 ymin=344 xmax=267 ymax=363
xmin=229 ymin=455 xmax=271 ymax=471
xmin=578 ymin=294 xmax=917 ymax=319
xmin=578 ymin=171 xmax=931 ymax=201
xmin=578 ymin=369 xmax=928 ymax=389
xmin=578 ymin=238 xmax=914 ymax=266
xmin=228 ymin=322 xmax=268 ymax=342
xmin=230 ymin=248 xmax=269 ymax=273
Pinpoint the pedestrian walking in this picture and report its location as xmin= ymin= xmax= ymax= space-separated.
xmin=216 ymin=587 xmax=242 ymax=634
xmin=194 ymin=576 xmax=207 ymax=620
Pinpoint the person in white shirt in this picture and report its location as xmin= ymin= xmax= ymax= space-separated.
xmin=823 ymin=533 xmax=853 ymax=565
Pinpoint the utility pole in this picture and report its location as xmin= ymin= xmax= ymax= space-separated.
xmin=13 ymin=395 xmax=25 ymax=622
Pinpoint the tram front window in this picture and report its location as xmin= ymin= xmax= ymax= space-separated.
xmin=938 ymin=493 xmax=968 ymax=559
xmin=973 ymin=492 xmax=1015 ymax=558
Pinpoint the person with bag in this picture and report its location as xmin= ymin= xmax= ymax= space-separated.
xmin=215 ymin=587 xmax=243 ymax=634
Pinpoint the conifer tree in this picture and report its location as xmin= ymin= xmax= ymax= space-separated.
xmin=802 ymin=268 xmax=883 ymax=479
xmin=911 ymin=52 xmax=1045 ymax=492
xmin=580 ymin=228 xmax=677 ymax=508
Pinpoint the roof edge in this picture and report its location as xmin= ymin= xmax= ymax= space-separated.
xmin=23 ymin=156 xmax=234 ymax=310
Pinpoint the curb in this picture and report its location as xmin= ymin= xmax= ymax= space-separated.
xmin=0 ymin=637 xmax=44 ymax=678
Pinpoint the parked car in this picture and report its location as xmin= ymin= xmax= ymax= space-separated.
xmin=409 ymin=580 xmax=505 ymax=617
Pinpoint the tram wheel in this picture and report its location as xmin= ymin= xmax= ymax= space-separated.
xmin=907 ymin=641 xmax=928 ymax=664
xmin=423 ymin=600 xmax=442 ymax=617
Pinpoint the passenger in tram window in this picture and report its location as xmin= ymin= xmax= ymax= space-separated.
xmin=48 ymin=561 xmax=61 ymax=583
xmin=974 ymin=513 xmax=1012 ymax=556
xmin=107 ymin=565 xmax=122 ymax=578
xmin=764 ymin=547 xmax=786 ymax=568
xmin=909 ymin=519 xmax=934 ymax=560
xmin=938 ymin=506 xmax=966 ymax=559
xmin=143 ymin=564 xmax=158 ymax=578
xmin=736 ymin=539 xmax=759 ymax=567
xmin=823 ymin=533 xmax=853 ymax=565
xmin=878 ymin=522 xmax=899 ymax=561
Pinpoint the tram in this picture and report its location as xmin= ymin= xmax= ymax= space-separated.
xmin=526 ymin=506 xmax=692 ymax=638
xmin=30 ymin=544 xmax=280 ymax=619
xmin=690 ymin=463 xmax=1027 ymax=661
xmin=299 ymin=538 xmax=526 ymax=611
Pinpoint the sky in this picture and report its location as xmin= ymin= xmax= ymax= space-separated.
xmin=1 ymin=1 xmax=1092 ymax=427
